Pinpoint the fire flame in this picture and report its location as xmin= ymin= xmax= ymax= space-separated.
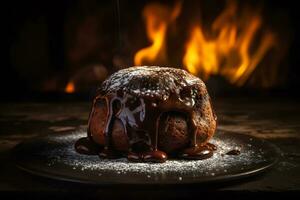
xmin=183 ymin=1 xmax=276 ymax=86
xmin=134 ymin=1 xmax=279 ymax=87
xmin=65 ymin=81 xmax=75 ymax=93
xmin=134 ymin=2 xmax=182 ymax=66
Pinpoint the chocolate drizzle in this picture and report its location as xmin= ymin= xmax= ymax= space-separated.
xmin=75 ymin=66 xmax=217 ymax=162
xmin=226 ymin=149 xmax=241 ymax=155
xmin=179 ymin=143 xmax=216 ymax=160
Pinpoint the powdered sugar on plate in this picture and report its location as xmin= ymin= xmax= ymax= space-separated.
xmin=43 ymin=130 xmax=269 ymax=178
xmin=14 ymin=130 xmax=279 ymax=184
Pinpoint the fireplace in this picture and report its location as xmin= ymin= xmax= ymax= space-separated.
xmin=3 ymin=0 xmax=300 ymax=100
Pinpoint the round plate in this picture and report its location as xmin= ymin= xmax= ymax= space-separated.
xmin=12 ymin=130 xmax=280 ymax=185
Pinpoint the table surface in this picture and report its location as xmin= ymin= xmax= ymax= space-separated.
xmin=0 ymin=97 xmax=299 ymax=198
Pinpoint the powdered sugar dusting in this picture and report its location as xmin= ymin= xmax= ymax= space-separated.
xmin=99 ymin=66 xmax=205 ymax=101
xmin=43 ymin=130 xmax=269 ymax=178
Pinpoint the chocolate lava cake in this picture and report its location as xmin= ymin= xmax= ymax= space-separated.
xmin=75 ymin=66 xmax=217 ymax=162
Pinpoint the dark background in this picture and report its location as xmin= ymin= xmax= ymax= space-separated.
xmin=1 ymin=1 xmax=300 ymax=198
xmin=3 ymin=0 xmax=300 ymax=101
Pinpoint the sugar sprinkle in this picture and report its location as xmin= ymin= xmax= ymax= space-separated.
xmin=40 ymin=131 xmax=268 ymax=178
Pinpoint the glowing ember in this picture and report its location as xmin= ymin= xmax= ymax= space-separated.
xmin=183 ymin=1 xmax=276 ymax=86
xmin=134 ymin=2 xmax=182 ymax=66
xmin=65 ymin=81 xmax=75 ymax=93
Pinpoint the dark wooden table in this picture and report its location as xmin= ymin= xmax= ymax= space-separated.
xmin=0 ymin=97 xmax=299 ymax=199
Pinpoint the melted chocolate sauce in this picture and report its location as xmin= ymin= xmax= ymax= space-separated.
xmin=127 ymin=150 xmax=167 ymax=163
xmin=179 ymin=143 xmax=216 ymax=160
xmin=75 ymin=67 xmax=218 ymax=162
xmin=75 ymin=137 xmax=100 ymax=155
xmin=226 ymin=149 xmax=241 ymax=155
xmin=99 ymin=147 xmax=123 ymax=159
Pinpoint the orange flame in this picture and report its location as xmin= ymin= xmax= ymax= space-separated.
xmin=65 ymin=81 xmax=75 ymax=93
xmin=183 ymin=1 xmax=276 ymax=86
xmin=134 ymin=2 xmax=182 ymax=66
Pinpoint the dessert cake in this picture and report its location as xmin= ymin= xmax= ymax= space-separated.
xmin=75 ymin=66 xmax=217 ymax=162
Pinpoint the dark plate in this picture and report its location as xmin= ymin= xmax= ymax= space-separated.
xmin=12 ymin=130 xmax=280 ymax=185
